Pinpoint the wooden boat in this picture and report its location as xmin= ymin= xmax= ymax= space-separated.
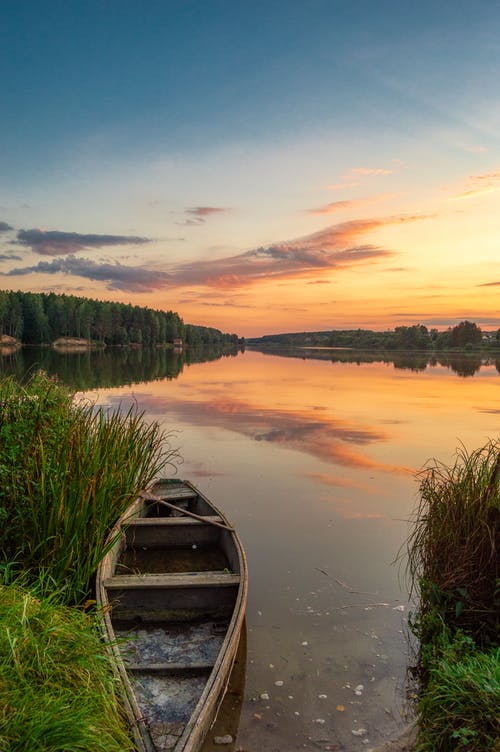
xmin=96 ymin=479 xmax=248 ymax=752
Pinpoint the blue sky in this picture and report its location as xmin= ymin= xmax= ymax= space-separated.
xmin=1 ymin=1 xmax=500 ymax=335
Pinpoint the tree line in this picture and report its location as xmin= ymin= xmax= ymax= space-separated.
xmin=249 ymin=321 xmax=499 ymax=350
xmin=0 ymin=290 xmax=240 ymax=348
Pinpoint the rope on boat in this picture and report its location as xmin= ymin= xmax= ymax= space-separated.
xmin=139 ymin=490 xmax=235 ymax=532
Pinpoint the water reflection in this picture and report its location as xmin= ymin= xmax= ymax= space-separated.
xmin=3 ymin=348 xmax=499 ymax=750
xmin=0 ymin=345 xmax=240 ymax=389
xmin=2 ymin=346 xmax=499 ymax=391
xmin=105 ymin=390 xmax=412 ymax=476
xmin=249 ymin=346 xmax=500 ymax=378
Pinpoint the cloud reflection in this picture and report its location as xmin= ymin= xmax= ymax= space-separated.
xmin=106 ymin=392 xmax=412 ymax=475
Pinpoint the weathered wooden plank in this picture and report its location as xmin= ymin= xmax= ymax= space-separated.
xmin=142 ymin=486 xmax=197 ymax=501
xmin=104 ymin=571 xmax=240 ymax=590
xmin=127 ymin=661 xmax=214 ymax=674
xmin=124 ymin=515 xmax=223 ymax=547
xmin=130 ymin=516 xmax=223 ymax=527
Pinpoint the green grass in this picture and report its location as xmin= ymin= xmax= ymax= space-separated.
xmin=414 ymin=630 xmax=499 ymax=752
xmin=0 ymin=582 xmax=136 ymax=752
xmin=0 ymin=371 xmax=178 ymax=604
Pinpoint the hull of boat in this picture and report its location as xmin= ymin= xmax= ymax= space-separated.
xmin=96 ymin=480 xmax=248 ymax=752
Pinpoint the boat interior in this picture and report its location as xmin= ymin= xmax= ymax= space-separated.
xmin=100 ymin=481 xmax=244 ymax=750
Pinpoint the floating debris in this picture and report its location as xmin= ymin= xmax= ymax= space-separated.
xmin=354 ymin=684 xmax=364 ymax=696
xmin=336 ymin=705 xmax=345 ymax=712
xmin=393 ymin=605 xmax=405 ymax=611
xmin=274 ymin=680 xmax=284 ymax=687
xmin=260 ymin=692 xmax=269 ymax=700
xmin=352 ymin=728 xmax=367 ymax=736
xmin=318 ymin=693 xmax=328 ymax=699
xmin=314 ymin=718 xmax=326 ymax=724
xmin=214 ymin=735 xmax=233 ymax=745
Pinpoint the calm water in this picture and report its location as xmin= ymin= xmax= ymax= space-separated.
xmin=3 ymin=346 xmax=499 ymax=751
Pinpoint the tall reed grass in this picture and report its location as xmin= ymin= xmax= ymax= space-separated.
xmin=0 ymin=371 xmax=178 ymax=603
xmin=0 ymin=581 xmax=136 ymax=751
xmin=407 ymin=440 xmax=499 ymax=645
xmin=406 ymin=441 xmax=500 ymax=751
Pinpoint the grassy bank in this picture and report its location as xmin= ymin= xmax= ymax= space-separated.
xmin=0 ymin=583 xmax=136 ymax=752
xmin=407 ymin=442 xmax=500 ymax=751
xmin=0 ymin=371 xmax=178 ymax=749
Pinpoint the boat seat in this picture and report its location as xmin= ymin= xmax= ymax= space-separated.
xmin=142 ymin=487 xmax=198 ymax=501
xmin=126 ymin=660 xmax=214 ymax=675
xmin=127 ymin=516 xmax=224 ymax=527
xmin=104 ymin=571 xmax=240 ymax=590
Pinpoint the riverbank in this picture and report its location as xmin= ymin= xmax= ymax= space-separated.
xmin=370 ymin=725 xmax=417 ymax=752
xmin=0 ymin=371 xmax=178 ymax=750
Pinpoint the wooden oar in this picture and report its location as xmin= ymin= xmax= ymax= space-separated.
xmin=139 ymin=490 xmax=234 ymax=532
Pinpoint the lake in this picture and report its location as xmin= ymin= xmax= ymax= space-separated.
xmin=3 ymin=346 xmax=499 ymax=751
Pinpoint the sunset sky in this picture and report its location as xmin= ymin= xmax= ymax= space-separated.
xmin=1 ymin=0 xmax=499 ymax=337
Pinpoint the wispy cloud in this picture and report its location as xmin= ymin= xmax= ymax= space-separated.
xmin=478 ymin=280 xmax=500 ymax=287
xmin=15 ymin=228 xmax=151 ymax=256
xmin=346 ymin=167 xmax=395 ymax=177
xmin=0 ymin=253 xmax=21 ymax=261
xmin=0 ymin=221 xmax=13 ymax=232
xmin=325 ymin=181 xmax=359 ymax=191
xmin=307 ymin=193 xmax=395 ymax=215
xmin=471 ymin=170 xmax=500 ymax=181
xmin=451 ymin=186 xmax=499 ymax=201
xmin=179 ymin=206 xmax=229 ymax=226
xmin=307 ymin=200 xmax=359 ymax=215
xmin=449 ymin=169 xmax=500 ymax=201
xmin=3 ymin=255 xmax=169 ymax=292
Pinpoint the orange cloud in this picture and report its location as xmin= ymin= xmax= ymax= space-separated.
xmin=307 ymin=200 xmax=360 ymax=215
xmin=307 ymin=193 xmax=399 ymax=216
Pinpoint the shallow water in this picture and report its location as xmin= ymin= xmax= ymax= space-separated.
xmin=5 ymin=346 xmax=499 ymax=750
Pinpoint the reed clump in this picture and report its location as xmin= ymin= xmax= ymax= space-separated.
xmin=0 ymin=370 xmax=178 ymax=603
xmin=407 ymin=440 xmax=499 ymax=646
xmin=0 ymin=582 xmax=136 ymax=751
xmin=407 ymin=440 xmax=500 ymax=751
